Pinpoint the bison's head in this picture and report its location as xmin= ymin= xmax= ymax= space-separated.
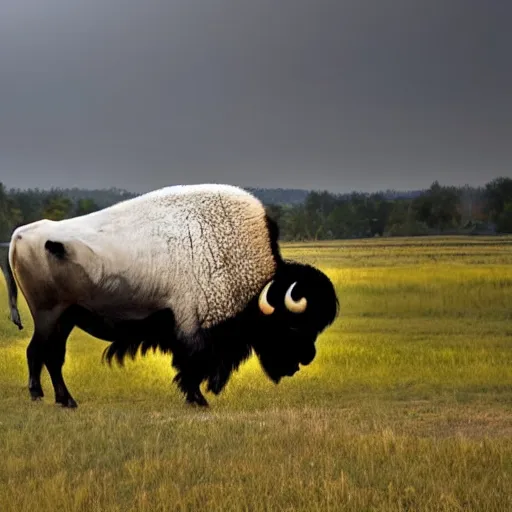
xmin=251 ymin=262 xmax=338 ymax=383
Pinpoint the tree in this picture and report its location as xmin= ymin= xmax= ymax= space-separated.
xmin=496 ymin=202 xmax=512 ymax=233
xmin=75 ymin=198 xmax=99 ymax=216
xmin=367 ymin=194 xmax=393 ymax=236
xmin=303 ymin=191 xmax=339 ymax=239
xmin=484 ymin=177 xmax=512 ymax=222
xmin=325 ymin=201 xmax=353 ymax=239
xmin=412 ymin=181 xmax=461 ymax=231
xmin=0 ymin=182 xmax=11 ymax=239
xmin=42 ymin=194 xmax=73 ymax=221
xmin=0 ymin=183 xmax=24 ymax=239
xmin=8 ymin=190 xmax=43 ymax=224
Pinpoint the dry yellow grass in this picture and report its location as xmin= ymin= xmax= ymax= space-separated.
xmin=1 ymin=236 xmax=511 ymax=511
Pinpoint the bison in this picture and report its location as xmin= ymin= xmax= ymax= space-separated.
xmin=0 ymin=184 xmax=338 ymax=407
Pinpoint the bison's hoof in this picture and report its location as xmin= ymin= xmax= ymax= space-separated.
xmin=187 ymin=400 xmax=209 ymax=408
xmin=186 ymin=394 xmax=209 ymax=408
xmin=30 ymin=389 xmax=44 ymax=400
xmin=57 ymin=397 xmax=78 ymax=408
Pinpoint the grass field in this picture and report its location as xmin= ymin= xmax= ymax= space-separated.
xmin=1 ymin=236 xmax=512 ymax=511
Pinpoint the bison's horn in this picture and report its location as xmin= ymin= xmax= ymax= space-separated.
xmin=284 ymin=282 xmax=307 ymax=313
xmin=258 ymin=281 xmax=275 ymax=315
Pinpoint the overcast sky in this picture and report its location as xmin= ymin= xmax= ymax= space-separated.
xmin=0 ymin=0 xmax=511 ymax=193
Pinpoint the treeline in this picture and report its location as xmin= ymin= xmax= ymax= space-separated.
xmin=0 ymin=186 xmax=137 ymax=239
xmin=266 ymin=178 xmax=512 ymax=240
xmin=1 ymin=178 xmax=511 ymax=241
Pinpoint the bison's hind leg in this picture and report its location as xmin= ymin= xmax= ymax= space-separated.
xmin=27 ymin=335 xmax=44 ymax=400
xmin=28 ymin=308 xmax=78 ymax=408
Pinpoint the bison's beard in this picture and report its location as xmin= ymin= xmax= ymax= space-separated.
xmin=252 ymin=328 xmax=318 ymax=383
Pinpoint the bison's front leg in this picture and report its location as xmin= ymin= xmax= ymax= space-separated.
xmin=170 ymin=335 xmax=211 ymax=407
xmin=171 ymin=353 xmax=209 ymax=406
xmin=185 ymin=387 xmax=209 ymax=408
xmin=173 ymin=370 xmax=209 ymax=407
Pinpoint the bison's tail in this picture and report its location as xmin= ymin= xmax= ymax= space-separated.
xmin=0 ymin=242 xmax=23 ymax=330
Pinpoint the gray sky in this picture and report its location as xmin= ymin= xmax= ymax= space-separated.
xmin=0 ymin=0 xmax=511 ymax=193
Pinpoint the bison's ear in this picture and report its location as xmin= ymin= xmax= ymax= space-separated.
xmin=45 ymin=240 xmax=67 ymax=260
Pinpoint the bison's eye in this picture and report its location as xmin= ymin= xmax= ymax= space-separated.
xmin=284 ymin=282 xmax=307 ymax=313
xmin=258 ymin=281 xmax=275 ymax=315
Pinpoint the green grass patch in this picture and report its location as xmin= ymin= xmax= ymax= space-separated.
xmin=0 ymin=236 xmax=511 ymax=511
